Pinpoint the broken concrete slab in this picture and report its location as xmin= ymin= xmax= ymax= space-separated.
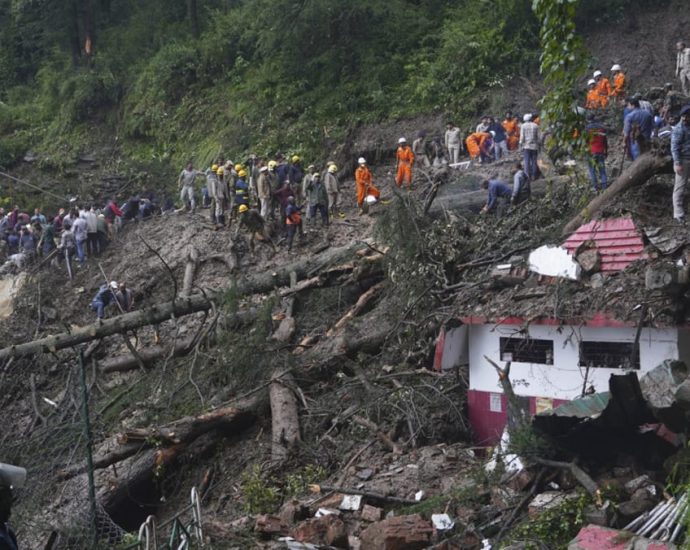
xmin=568 ymin=524 xmax=677 ymax=550
xmin=639 ymin=360 xmax=690 ymax=432
xmin=361 ymin=504 xmax=383 ymax=522
xmin=528 ymin=245 xmax=581 ymax=280
xmin=528 ymin=491 xmax=579 ymax=516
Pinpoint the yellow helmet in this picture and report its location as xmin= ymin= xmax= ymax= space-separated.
xmin=239 ymin=204 xmax=249 ymax=213
xmin=291 ymin=155 xmax=300 ymax=163
xmin=234 ymin=163 xmax=243 ymax=172
xmin=238 ymin=169 xmax=247 ymax=177
xmin=268 ymin=160 xmax=277 ymax=169
xmin=211 ymin=164 xmax=219 ymax=172
xmin=328 ymin=164 xmax=338 ymax=173
xmin=217 ymin=166 xmax=225 ymax=175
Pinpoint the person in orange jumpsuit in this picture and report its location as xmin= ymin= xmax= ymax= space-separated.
xmin=395 ymin=137 xmax=415 ymax=189
xmin=586 ymin=79 xmax=602 ymax=109
xmin=465 ymin=131 xmax=492 ymax=162
xmin=593 ymin=70 xmax=610 ymax=107
xmin=355 ymin=157 xmax=380 ymax=214
xmin=610 ymin=64 xmax=626 ymax=98
xmin=502 ymin=112 xmax=520 ymax=151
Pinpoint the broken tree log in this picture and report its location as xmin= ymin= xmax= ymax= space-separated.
xmin=326 ymin=281 xmax=385 ymax=337
xmin=98 ymin=309 xmax=258 ymax=374
xmin=234 ymin=241 xmax=368 ymax=296
xmin=562 ymin=152 xmax=673 ymax=236
xmin=2 ymin=243 xmax=375 ymax=361
xmin=182 ymin=246 xmax=200 ymax=297
xmin=270 ymin=369 xmax=301 ymax=462
xmin=0 ymin=294 xmax=216 ymax=361
xmin=58 ymin=398 xmax=261 ymax=480
xmin=428 ymin=175 xmax=571 ymax=214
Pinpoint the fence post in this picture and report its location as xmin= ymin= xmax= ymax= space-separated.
xmin=79 ymin=348 xmax=98 ymax=546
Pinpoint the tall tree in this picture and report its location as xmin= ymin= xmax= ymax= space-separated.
xmin=187 ymin=0 xmax=200 ymax=38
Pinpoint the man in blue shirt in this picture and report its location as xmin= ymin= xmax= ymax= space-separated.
xmin=480 ymin=179 xmax=512 ymax=214
xmin=623 ymin=98 xmax=653 ymax=160
xmin=91 ymin=281 xmax=118 ymax=319
xmin=671 ymin=105 xmax=690 ymax=222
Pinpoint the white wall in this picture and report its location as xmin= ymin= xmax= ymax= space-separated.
xmin=467 ymin=323 xmax=684 ymax=400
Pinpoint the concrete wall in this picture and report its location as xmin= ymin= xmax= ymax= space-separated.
xmin=467 ymin=323 xmax=685 ymax=401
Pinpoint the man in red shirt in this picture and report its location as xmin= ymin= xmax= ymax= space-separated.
xmin=585 ymin=114 xmax=608 ymax=192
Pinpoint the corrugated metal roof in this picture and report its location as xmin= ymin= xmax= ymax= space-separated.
xmin=537 ymin=391 xmax=610 ymax=419
xmin=563 ymin=217 xmax=646 ymax=272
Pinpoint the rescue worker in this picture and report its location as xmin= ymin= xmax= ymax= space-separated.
xmin=324 ymin=163 xmax=341 ymax=218
xmin=671 ymin=104 xmax=690 ymax=223
xmin=503 ymin=112 xmax=520 ymax=151
xmin=519 ymin=114 xmax=541 ymax=180
xmin=285 ymin=196 xmax=303 ymax=253
xmin=395 ymin=137 xmax=415 ymax=189
xmin=445 ymin=123 xmax=462 ymax=165
xmin=412 ymin=132 xmax=431 ymax=167
xmin=236 ymin=204 xmax=276 ymax=254
xmin=355 ymin=157 xmax=381 ymax=214
xmin=302 ymin=165 xmax=316 ymax=222
xmin=116 ymin=282 xmax=135 ymax=312
xmin=178 ymin=163 xmax=203 ymax=212
xmin=266 ymin=160 xmax=279 ymax=219
xmin=623 ymin=98 xmax=653 ymax=160
xmin=91 ymin=281 xmax=118 ymax=319
xmin=206 ymin=164 xmax=219 ymax=224
xmin=511 ymin=162 xmax=530 ymax=205
xmin=273 ymin=180 xmax=294 ymax=233
xmin=676 ymin=41 xmax=690 ymax=95
xmin=257 ymin=165 xmax=271 ymax=219
xmin=476 ymin=116 xmax=490 ymax=133
xmin=234 ymin=170 xmax=250 ymax=214
xmin=214 ymin=166 xmax=230 ymax=229
xmin=593 ymin=70 xmax=610 ymax=107
xmin=306 ymin=173 xmax=329 ymax=226
xmin=586 ymin=79 xmax=601 ymax=109
xmin=585 ymin=114 xmax=608 ymax=192
xmin=610 ymin=64 xmax=626 ymax=99
xmin=465 ymin=131 xmax=492 ymax=163
xmin=488 ymin=117 xmax=508 ymax=159
xmin=275 ymin=155 xmax=290 ymax=185
xmin=480 ymin=179 xmax=512 ymax=214
xmin=289 ymin=156 xmax=304 ymax=203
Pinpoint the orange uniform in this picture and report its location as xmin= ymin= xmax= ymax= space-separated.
xmin=355 ymin=165 xmax=380 ymax=207
xmin=611 ymin=72 xmax=626 ymax=97
xmin=595 ymin=77 xmax=610 ymax=107
xmin=502 ymin=118 xmax=519 ymax=150
xmin=395 ymin=145 xmax=415 ymax=188
xmin=586 ymin=88 xmax=602 ymax=109
xmin=465 ymin=132 xmax=491 ymax=160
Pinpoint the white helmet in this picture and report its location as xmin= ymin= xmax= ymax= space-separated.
xmin=489 ymin=130 xmax=496 ymax=137
xmin=593 ymin=70 xmax=602 ymax=78
xmin=358 ymin=157 xmax=367 ymax=164
xmin=587 ymin=79 xmax=596 ymax=86
xmin=523 ymin=113 xmax=532 ymax=122
xmin=611 ymin=64 xmax=621 ymax=72
xmin=398 ymin=137 xmax=407 ymax=144
xmin=110 ymin=281 xmax=118 ymax=289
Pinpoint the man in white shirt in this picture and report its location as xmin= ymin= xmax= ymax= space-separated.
xmin=676 ymin=41 xmax=690 ymax=95
xmin=444 ymin=123 xmax=461 ymax=165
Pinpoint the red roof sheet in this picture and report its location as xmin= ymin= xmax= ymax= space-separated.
xmin=563 ymin=217 xmax=646 ymax=273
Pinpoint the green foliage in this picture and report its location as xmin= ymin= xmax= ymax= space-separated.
xmin=241 ymin=464 xmax=326 ymax=514
xmin=506 ymin=492 xmax=590 ymax=548
xmin=532 ymin=0 xmax=589 ymax=154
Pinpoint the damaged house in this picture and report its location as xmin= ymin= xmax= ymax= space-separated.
xmin=436 ymin=217 xmax=690 ymax=445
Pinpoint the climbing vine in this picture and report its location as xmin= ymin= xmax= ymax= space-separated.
xmin=532 ymin=0 xmax=589 ymax=155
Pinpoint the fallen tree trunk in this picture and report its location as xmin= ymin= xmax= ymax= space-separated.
xmin=326 ymin=281 xmax=385 ymax=337
xmin=234 ymin=241 xmax=368 ymax=296
xmin=0 ymin=294 xmax=215 ymax=361
xmin=181 ymin=246 xmax=199 ymax=297
xmin=2 ymin=244 xmax=372 ymax=360
xmin=58 ymin=398 xmax=260 ymax=480
xmin=428 ymin=175 xmax=572 ymax=214
xmin=562 ymin=153 xmax=673 ymax=236
xmin=98 ymin=309 xmax=258 ymax=374
xmin=270 ymin=369 xmax=301 ymax=462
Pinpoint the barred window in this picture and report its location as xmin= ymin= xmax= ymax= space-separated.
xmin=500 ymin=337 xmax=554 ymax=364
xmin=579 ymin=341 xmax=640 ymax=370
